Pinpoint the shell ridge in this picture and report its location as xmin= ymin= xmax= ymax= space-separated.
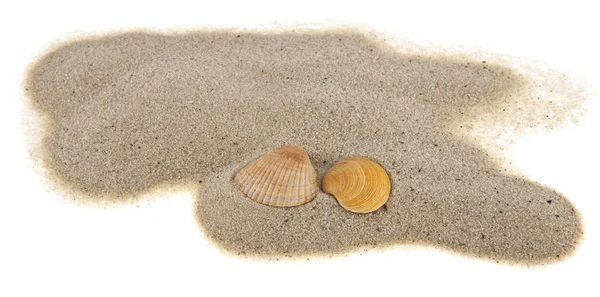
xmin=283 ymin=157 xmax=300 ymax=203
xmin=276 ymin=158 xmax=294 ymax=205
xmin=295 ymin=162 xmax=304 ymax=204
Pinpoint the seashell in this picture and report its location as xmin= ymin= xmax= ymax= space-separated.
xmin=233 ymin=146 xmax=318 ymax=207
xmin=322 ymin=156 xmax=391 ymax=213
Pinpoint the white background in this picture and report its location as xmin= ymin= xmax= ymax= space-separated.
xmin=1 ymin=1 xmax=598 ymax=296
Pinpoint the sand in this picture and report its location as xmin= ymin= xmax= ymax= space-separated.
xmin=24 ymin=29 xmax=586 ymax=265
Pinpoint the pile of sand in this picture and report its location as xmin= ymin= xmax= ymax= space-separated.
xmin=25 ymin=29 xmax=585 ymax=264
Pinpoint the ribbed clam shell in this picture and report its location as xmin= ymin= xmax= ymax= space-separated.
xmin=233 ymin=146 xmax=318 ymax=207
xmin=322 ymin=156 xmax=391 ymax=213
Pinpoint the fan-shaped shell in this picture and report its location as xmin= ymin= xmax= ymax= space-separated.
xmin=322 ymin=156 xmax=391 ymax=213
xmin=233 ymin=146 xmax=318 ymax=207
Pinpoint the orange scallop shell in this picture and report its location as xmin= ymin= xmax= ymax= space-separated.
xmin=233 ymin=146 xmax=318 ymax=207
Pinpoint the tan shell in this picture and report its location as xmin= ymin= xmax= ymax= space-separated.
xmin=233 ymin=146 xmax=318 ymax=207
xmin=322 ymin=156 xmax=391 ymax=213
